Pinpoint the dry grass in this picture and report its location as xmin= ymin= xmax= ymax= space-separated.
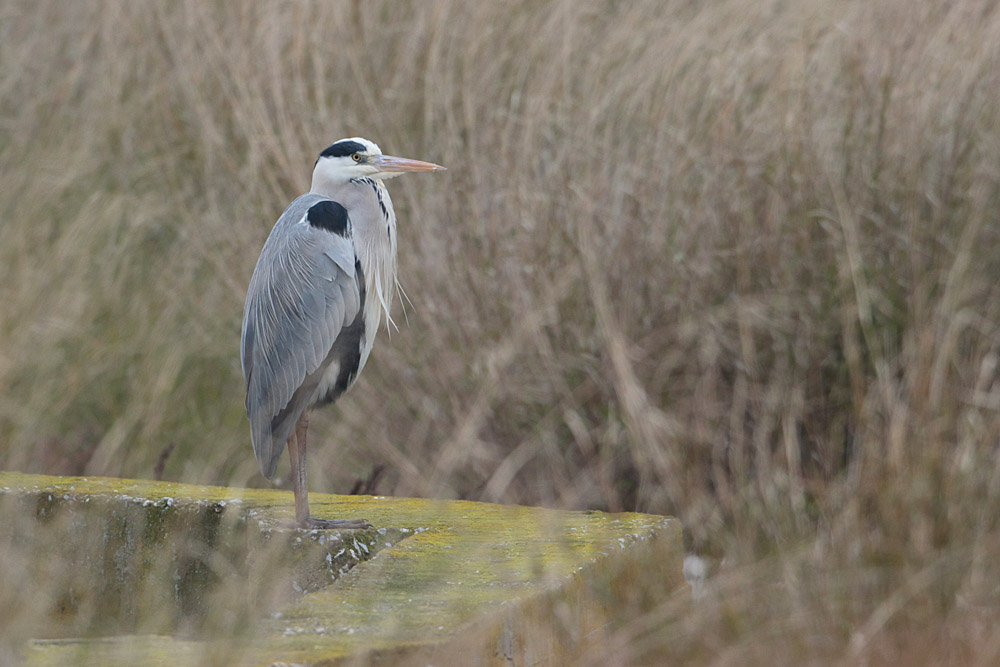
xmin=3 ymin=0 xmax=1000 ymax=663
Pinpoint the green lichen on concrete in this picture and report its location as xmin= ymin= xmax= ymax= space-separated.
xmin=1 ymin=472 xmax=681 ymax=665
xmin=253 ymin=501 xmax=678 ymax=665
xmin=0 ymin=472 xmax=385 ymax=640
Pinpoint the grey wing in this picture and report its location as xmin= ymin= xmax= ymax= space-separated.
xmin=241 ymin=196 xmax=363 ymax=479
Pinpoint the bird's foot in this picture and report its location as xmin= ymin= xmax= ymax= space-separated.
xmin=297 ymin=516 xmax=371 ymax=530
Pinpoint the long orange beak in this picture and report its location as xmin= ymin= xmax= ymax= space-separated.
xmin=371 ymin=154 xmax=446 ymax=173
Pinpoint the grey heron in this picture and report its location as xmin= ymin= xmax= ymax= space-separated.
xmin=241 ymin=137 xmax=444 ymax=529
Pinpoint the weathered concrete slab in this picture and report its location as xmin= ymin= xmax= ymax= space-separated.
xmin=0 ymin=471 xmax=682 ymax=665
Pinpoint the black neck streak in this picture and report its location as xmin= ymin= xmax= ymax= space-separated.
xmin=307 ymin=200 xmax=350 ymax=237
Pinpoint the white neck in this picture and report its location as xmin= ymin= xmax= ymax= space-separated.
xmin=309 ymin=176 xmax=399 ymax=335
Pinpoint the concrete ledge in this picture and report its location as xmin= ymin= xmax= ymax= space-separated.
xmin=0 ymin=471 xmax=682 ymax=665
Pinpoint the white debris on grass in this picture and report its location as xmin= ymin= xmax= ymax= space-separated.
xmin=683 ymin=554 xmax=709 ymax=600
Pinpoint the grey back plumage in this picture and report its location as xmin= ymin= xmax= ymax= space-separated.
xmin=241 ymin=193 xmax=365 ymax=479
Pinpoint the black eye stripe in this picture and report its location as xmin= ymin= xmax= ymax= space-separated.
xmin=319 ymin=141 xmax=367 ymax=159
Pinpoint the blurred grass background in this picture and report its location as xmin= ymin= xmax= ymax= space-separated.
xmin=2 ymin=0 xmax=1000 ymax=663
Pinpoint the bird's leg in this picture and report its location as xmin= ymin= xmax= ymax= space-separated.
xmin=286 ymin=412 xmax=370 ymax=530
xmin=287 ymin=413 xmax=311 ymax=524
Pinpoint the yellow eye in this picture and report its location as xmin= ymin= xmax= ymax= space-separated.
xmin=351 ymin=153 xmax=362 ymax=162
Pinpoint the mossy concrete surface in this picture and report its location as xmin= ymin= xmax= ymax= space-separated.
xmin=0 ymin=471 xmax=682 ymax=665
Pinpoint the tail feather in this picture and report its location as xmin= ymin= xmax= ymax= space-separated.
xmin=251 ymin=397 xmax=306 ymax=480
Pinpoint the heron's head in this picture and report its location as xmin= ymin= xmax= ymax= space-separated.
xmin=311 ymin=137 xmax=444 ymax=189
